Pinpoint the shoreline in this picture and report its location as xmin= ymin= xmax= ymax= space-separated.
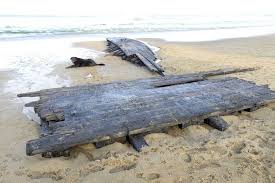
xmin=0 ymin=34 xmax=275 ymax=182
xmin=1 ymin=29 xmax=275 ymax=43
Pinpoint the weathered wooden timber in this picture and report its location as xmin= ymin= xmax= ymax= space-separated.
xmin=106 ymin=37 xmax=164 ymax=76
xmin=18 ymin=68 xmax=275 ymax=156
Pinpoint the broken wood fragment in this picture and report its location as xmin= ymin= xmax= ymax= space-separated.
xmin=128 ymin=134 xmax=148 ymax=152
xmin=204 ymin=116 xmax=229 ymax=131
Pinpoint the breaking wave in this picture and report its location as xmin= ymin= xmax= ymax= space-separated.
xmin=1 ymin=14 xmax=275 ymax=39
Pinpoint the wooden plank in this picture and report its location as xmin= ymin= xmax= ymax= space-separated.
xmin=20 ymin=67 xmax=257 ymax=125
xmin=22 ymin=77 xmax=275 ymax=156
xmin=153 ymin=76 xmax=204 ymax=87
xmin=34 ymin=77 xmax=263 ymax=128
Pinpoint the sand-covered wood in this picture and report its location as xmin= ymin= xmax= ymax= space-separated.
xmin=18 ymin=68 xmax=275 ymax=156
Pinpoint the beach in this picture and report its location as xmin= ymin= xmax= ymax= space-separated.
xmin=0 ymin=35 xmax=275 ymax=182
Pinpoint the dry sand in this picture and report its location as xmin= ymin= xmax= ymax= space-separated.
xmin=0 ymin=35 xmax=275 ymax=182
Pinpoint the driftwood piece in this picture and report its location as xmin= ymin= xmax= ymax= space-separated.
xmin=106 ymin=37 xmax=164 ymax=76
xmin=204 ymin=116 xmax=229 ymax=131
xmin=18 ymin=72 xmax=275 ymax=156
xmin=128 ymin=134 xmax=148 ymax=152
xmin=66 ymin=57 xmax=105 ymax=68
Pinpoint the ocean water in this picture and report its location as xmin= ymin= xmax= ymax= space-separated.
xmin=1 ymin=14 xmax=275 ymax=41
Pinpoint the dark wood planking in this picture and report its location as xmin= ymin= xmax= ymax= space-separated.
xmin=18 ymin=68 xmax=257 ymax=127
xmin=29 ymin=77 xmax=237 ymax=125
xmin=48 ymin=77 xmax=273 ymax=132
xmin=23 ymin=77 xmax=275 ymax=155
xmin=39 ymin=120 xmax=70 ymax=157
xmin=48 ymin=78 xmax=238 ymax=130
xmin=18 ymin=67 xmax=262 ymax=156
xmin=30 ymin=75 xmax=259 ymax=127
xmin=106 ymin=37 xmax=164 ymax=75
xmin=18 ymin=69 xmax=256 ymax=122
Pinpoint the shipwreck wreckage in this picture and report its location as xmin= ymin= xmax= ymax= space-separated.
xmin=106 ymin=37 xmax=165 ymax=76
xmin=17 ymin=38 xmax=275 ymax=158
xmin=18 ymin=66 xmax=275 ymax=157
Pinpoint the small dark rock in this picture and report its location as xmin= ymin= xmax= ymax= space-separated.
xmin=67 ymin=57 xmax=105 ymax=68
xmin=146 ymin=173 xmax=160 ymax=180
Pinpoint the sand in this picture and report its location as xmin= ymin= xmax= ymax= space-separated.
xmin=0 ymin=35 xmax=275 ymax=182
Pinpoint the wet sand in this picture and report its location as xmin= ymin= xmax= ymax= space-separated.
xmin=0 ymin=35 xmax=275 ymax=182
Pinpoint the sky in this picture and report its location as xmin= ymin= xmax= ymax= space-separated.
xmin=0 ymin=0 xmax=274 ymax=16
